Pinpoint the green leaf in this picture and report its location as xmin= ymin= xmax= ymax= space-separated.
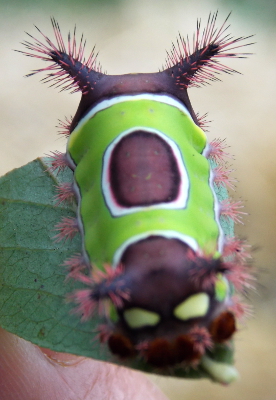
xmin=0 ymin=158 xmax=109 ymax=359
xmin=0 ymin=158 xmax=235 ymax=381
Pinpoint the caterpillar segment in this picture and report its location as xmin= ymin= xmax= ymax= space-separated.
xmin=20 ymin=13 xmax=253 ymax=384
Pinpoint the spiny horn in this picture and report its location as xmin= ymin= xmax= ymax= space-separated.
xmin=16 ymin=17 xmax=104 ymax=94
xmin=163 ymin=12 xmax=254 ymax=89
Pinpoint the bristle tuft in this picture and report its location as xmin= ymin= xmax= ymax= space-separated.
xmin=223 ymin=237 xmax=252 ymax=263
xmin=67 ymin=289 xmax=97 ymax=321
xmin=189 ymin=326 xmax=213 ymax=354
xmin=54 ymin=216 xmax=79 ymax=241
xmin=135 ymin=341 xmax=150 ymax=352
xmin=206 ymin=138 xmax=232 ymax=163
xmin=196 ymin=112 xmax=211 ymax=131
xmin=71 ymin=264 xmax=130 ymax=315
xmin=213 ymin=165 xmax=237 ymax=190
xmin=224 ymin=261 xmax=255 ymax=292
xmin=63 ymin=253 xmax=88 ymax=278
xmin=189 ymin=255 xmax=226 ymax=290
xmin=54 ymin=182 xmax=75 ymax=205
xmin=220 ymin=198 xmax=247 ymax=224
xmin=230 ymin=296 xmax=253 ymax=320
xmin=92 ymin=263 xmax=124 ymax=285
xmin=46 ymin=151 xmax=69 ymax=173
xmin=95 ymin=324 xmax=113 ymax=343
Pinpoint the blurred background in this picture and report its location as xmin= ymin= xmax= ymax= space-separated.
xmin=1 ymin=0 xmax=276 ymax=398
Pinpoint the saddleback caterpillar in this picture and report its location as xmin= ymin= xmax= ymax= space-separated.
xmin=19 ymin=12 xmax=254 ymax=383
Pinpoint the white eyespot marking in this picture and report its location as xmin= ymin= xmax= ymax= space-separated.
xmin=173 ymin=293 xmax=210 ymax=321
xmin=124 ymin=308 xmax=160 ymax=329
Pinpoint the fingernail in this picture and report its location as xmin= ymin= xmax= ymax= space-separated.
xmin=39 ymin=346 xmax=85 ymax=366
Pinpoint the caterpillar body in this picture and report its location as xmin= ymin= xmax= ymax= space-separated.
xmin=20 ymin=13 xmax=253 ymax=383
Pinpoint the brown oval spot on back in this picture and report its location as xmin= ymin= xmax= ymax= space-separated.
xmin=110 ymin=130 xmax=181 ymax=207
